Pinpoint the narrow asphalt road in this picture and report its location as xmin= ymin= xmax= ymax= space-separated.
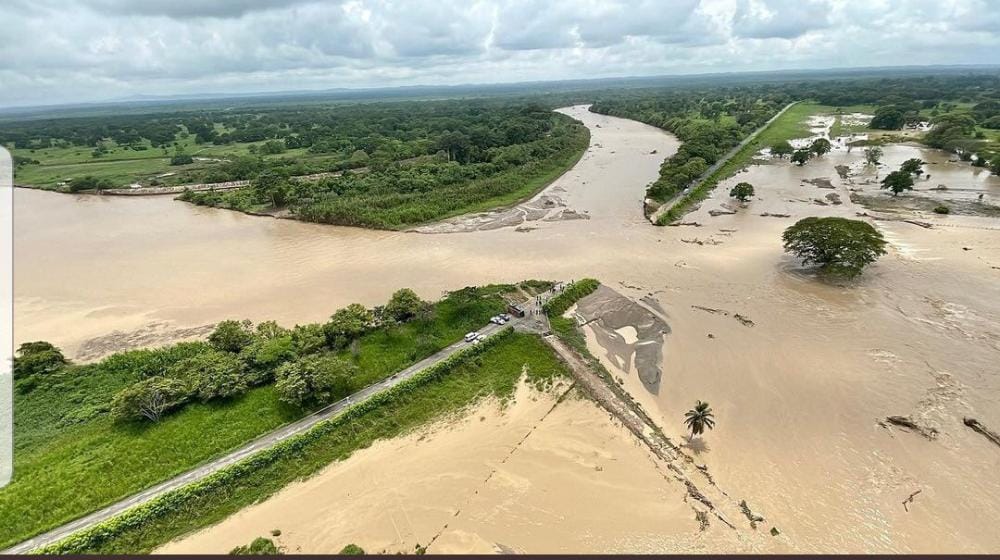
xmin=4 ymin=289 xmax=560 ymax=554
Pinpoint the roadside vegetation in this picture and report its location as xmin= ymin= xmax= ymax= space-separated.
xmin=0 ymin=283 xmax=531 ymax=550
xmin=37 ymin=331 xmax=568 ymax=554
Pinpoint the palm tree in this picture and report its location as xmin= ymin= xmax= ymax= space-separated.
xmin=684 ymin=401 xmax=716 ymax=438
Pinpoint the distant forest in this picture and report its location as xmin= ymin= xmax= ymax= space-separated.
xmin=5 ymin=70 xmax=998 ymax=227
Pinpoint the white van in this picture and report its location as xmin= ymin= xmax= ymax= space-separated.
xmin=464 ymin=332 xmax=479 ymax=343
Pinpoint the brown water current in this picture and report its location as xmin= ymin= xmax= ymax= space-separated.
xmin=15 ymin=105 xmax=1000 ymax=553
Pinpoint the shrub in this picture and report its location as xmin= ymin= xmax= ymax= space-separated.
xmin=168 ymin=350 xmax=247 ymax=402
xmin=933 ymin=205 xmax=950 ymax=214
xmin=12 ymin=341 xmax=67 ymax=380
xmin=230 ymin=537 xmax=282 ymax=555
xmin=170 ymin=154 xmax=194 ymax=166
xmin=339 ymin=544 xmax=365 ymax=555
xmin=782 ymin=217 xmax=887 ymax=278
xmin=209 ymin=320 xmax=255 ymax=353
xmin=275 ymin=355 xmax=357 ymax=407
xmin=291 ymin=323 xmax=327 ymax=355
xmin=543 ymin=278 xmax=600 ymax=317
xmin=98 ymin=341 xmax=214 ymax=380
xmin=238 ymin=336 xmax=296 ymax=385
xmin=385 ymin=288 xmax=425 ymax=323
xmin=323 ymin=303 xmax=374 ymax=347
xmin=110 ymin=377 xmax=191 ymax=423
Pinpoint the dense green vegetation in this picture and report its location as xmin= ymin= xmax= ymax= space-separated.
xmin=180 ymin=110 xmax=588 ymax=229
xmin=230 ymin=537 xmax=282 ymax=555
xmin=782 ymin=217 xmax=888 ymax=278
xmin=1 ymin=284 xmax=518 ymax=549
xmin=6 ymin=99 xmax=589 ymax=229
xmin=36 ymin=330 xmax=568 ymax=554
xmin=543 ymin=278 xmax=600 ymax=352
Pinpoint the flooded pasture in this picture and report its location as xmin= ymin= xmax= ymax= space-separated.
xmin=15 ymin=105 xmax=1000 ymax=553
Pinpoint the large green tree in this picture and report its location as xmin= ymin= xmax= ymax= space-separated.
xmin=729 ymin=182 xmax=755 ymax=203
xmin=782 ymin=217 xmax=887 ymax=278
xmin=881 ymin=170 xmax=915 ymax=196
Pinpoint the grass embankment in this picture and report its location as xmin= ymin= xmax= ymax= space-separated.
xmin=0 ymin=286 xmax=513 ymax=550
xmin=656 ymin=102 xmax=823 ymax=224
xmin=38 ymin=331 xmax=568 ymax=554
xmin=11 ymin=135 xmax=342 ymax=190
xmin=542 ymin=278 xmax=600 ymax=352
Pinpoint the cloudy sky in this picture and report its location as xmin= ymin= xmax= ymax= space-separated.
xmin=1 ymin=0 xmax=998 ymax=107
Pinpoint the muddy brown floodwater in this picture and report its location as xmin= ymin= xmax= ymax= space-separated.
xmin=16 ymin=105 xmax=1000 ymax=553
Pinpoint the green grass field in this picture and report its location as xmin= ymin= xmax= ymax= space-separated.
xmin=0 ymin=285 xmax=512 ymax=550
xmin=41 ymin=332 xmax=569 ymax=554
xmin=10 ymin=134 xmax=344 ymax=189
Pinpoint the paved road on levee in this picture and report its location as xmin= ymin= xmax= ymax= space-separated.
xmin=4 ymin=289 xmax=560 ymax=554
xmin=650 ymin=101 xmax=798 ymax=224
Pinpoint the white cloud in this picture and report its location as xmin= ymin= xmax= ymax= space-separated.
xmin=0 ymin=0 xmax=997 ymax=107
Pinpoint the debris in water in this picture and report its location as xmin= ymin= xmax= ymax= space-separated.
xmin=963 ymin=417 xmax=1000 ymax=448
xmin=902 ymin=489 xmax=922 ymax=512
xmin=881 ymin=415 xmax=939 ymax=440
xmin=734 ymin=314 xmax=755 ymax=327
xmin=740 ymin=500 xmax=766 ymax=529
xmin=709 ymin=208 xmax=737 ymax=217
xmin=760 ymin=212 xmax=791 ymax=218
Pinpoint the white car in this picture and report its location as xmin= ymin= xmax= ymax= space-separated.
xmin=464 ymin=331 xmax=479 ymax=343
xmin=490 ymin=316 xmax=502 ymax=325
xmin=475 ymin=334 xmax=487 ymax=343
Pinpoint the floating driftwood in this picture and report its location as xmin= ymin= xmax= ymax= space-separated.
xmin=964 ymin=417 xmax=1000 ymax=448
xmin=882 ymin=415 xmax=939 ymax=440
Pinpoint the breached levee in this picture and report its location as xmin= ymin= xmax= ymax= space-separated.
xmin=568 ymin=285 xmax=669 ymax=390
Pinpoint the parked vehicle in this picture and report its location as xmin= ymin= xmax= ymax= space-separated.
xmin=490 ymin=316 xmax=503 ymax=325
xmin=464 ymin=331 xmax=479 ymax=343
xmin=500 ymin=313 xmax=511 ymax=321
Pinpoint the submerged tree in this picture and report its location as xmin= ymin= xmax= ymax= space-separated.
xmin=810 ymin=137 xmax=832 ymax=156
xmin=770 ymin=140 xmax=794 ymax=159
xmin=900 ymin=158 xmax=924 ymax=176
xmin=864 ymin=146 xmax=884 ymax=166
xmin=684 ymin=401 xmax=716 ymax=438
xmin=729 ymin=182 xmax=755 ymax=203
xmin=782 ymin=217 xmax=887 ymax=278
xmin=791 ymin=149 xmax=812 ymax=166
xmin=881 ymin=170 xmax=915 ymax=196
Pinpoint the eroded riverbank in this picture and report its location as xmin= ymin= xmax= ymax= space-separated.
xmin=14 ymin=105 xmax=1000 ymax=553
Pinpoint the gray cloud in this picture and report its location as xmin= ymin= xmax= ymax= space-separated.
xmin=0 ymin=0 xmax=997 ymax=107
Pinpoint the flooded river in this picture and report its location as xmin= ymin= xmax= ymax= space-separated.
xmin=15 ymin=106 xmax=1000 ymax=553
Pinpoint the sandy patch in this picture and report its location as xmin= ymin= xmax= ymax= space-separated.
xmin=156 ymin=379 xmax=739 ymax=554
